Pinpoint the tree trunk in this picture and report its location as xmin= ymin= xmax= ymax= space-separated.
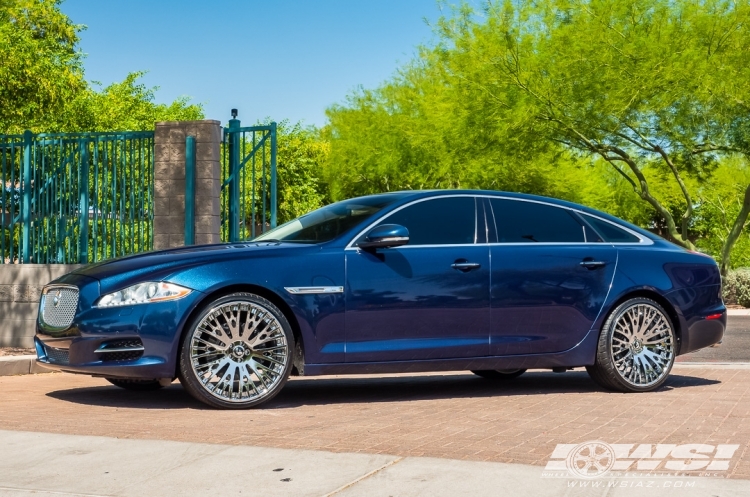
xmin=720 ymin=185 xmax=750 ymax=277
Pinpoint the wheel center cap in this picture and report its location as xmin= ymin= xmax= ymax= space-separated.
xmin=232 ymin=344 xmax=246 ymax=359
xmin=631 ymin=339 xmax=643 ymax=353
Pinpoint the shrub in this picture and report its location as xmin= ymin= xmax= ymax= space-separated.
xmin=722 ymin=269 xmax=750 ymax=307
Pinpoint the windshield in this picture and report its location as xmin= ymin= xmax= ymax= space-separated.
xmin=254 ymin=194 xmax=408 ymax=244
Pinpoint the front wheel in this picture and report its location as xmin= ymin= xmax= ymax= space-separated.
xmin=586 ymin=297 xmax=676 ymax=392
xmin=471 ymin=369 xmax=526 ymax=380
xmin=178 ymin=293 xmax=294 ymax=409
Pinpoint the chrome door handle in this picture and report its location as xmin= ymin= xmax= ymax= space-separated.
xmin=451 ymin=262 xmax=481 ymax=272
xmin=580 ymin=260 xmax=607 ymax=270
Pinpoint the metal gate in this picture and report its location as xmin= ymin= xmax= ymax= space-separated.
xmin=1 ymin=130 xmax=154 ymax=264
xmin=221 ymin=115 xmax=277 ymax=242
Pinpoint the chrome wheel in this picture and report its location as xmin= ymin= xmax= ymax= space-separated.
xmin=609 ymin=302 xmax=674 ymax=388
xmin=189 ymin=299 xmax=289 ymax=403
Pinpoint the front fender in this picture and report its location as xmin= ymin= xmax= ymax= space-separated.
xmin=164 ymin=248 xmax=346 ymax=365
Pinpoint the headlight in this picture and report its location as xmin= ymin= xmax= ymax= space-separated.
xmin=96 ymin=282 xmax=191 ymax=308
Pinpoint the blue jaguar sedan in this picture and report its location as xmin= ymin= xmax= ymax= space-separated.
xmin=35 ymin=190 xmax=726 ymax=409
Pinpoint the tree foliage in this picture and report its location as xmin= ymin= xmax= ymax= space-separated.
xmin=274 ymin=121 xmax=327 ymax=223
xmin=324 ymin=0 xmax=750 ymax=272
xmin=0 ymin=0 xmax=85 ymax=132
xmin=0 ymin=0 xmax=202 ymax=134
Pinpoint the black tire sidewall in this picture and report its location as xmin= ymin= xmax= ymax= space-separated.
xmin=178 ymin=292 xmax=294 ymax=409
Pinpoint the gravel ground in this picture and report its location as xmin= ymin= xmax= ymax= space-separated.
xmin=0 ymin=348 xmax=35 ymax=357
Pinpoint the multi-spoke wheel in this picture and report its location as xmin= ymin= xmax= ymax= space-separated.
xmin=471 ymin=369 xmax=526 ymax=380
xmin=586 ymin=297 xmax=676 ymax=392
xmin=178 ymin=293 xmax=294 ymax=409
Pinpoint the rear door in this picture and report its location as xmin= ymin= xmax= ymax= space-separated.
xmin=487 ymin=198 xmax=617 ymax=355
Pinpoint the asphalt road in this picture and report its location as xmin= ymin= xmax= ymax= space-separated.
xmin=677 ymin=315 xmax=750 ymax=362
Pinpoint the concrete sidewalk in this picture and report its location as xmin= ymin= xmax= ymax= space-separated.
xmin=0 ymin=430 xmax=746 ymax=497
xmin=0 ymin=355 xmax=47 ymax=376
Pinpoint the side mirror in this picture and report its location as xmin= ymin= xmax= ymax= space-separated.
xmin=358 ymin=224 xmax=409 ymax=249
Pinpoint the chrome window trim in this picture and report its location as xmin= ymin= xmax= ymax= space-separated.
xmin=345 ymin=193 xmax=652 ymax=250
xmin=285 ymin=286 xmax=344 ymax=294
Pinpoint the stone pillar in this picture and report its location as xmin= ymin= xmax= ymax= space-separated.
xmin=153 ymin=120 xmax=222 ymax=250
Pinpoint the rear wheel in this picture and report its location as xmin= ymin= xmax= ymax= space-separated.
xmin=106 ymin=378 xmax=164 ymax=391
xmin=178 ymin=293 xmax=294 ymax=409
xmin=471 ymin=369 xmax=526 ymax=380
xmin=586 ymin=297 xmax=675 ymax=392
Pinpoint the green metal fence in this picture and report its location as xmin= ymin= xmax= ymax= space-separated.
xmin=221 ymin=118 xmax=277 ymax=242
xmin=0 ymin=130 xmax=154 ymax=264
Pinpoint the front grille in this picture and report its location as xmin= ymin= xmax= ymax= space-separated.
xmin=44 ymin=346 xmax=70 ymax=365
xmin=40 ymin=286 xmax=79 ymax=330
xmin=97 ymin=339 xmax=144 ymax=362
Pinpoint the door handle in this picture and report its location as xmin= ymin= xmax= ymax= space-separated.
xmin=580 ymin=259 xmax=607 ymax=270
xmin=451 ymin=261 xmax=481 ymax=272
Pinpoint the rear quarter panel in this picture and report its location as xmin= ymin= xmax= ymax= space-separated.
xmin=600 ymin=243 xmax=723 ymax=355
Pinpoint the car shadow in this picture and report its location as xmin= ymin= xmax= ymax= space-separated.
xmin=46 ymin=383 xmax=209 ymax=410
xmin=266 ymin=371 xmax=720 ymax=408
xmin=45 ymin=370 xmax=720 ymax=410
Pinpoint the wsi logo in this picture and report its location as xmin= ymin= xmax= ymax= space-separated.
xmin=544 ymin=441 xmax=740 ymax=479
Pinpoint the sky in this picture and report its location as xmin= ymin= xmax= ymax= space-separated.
xmin=60 ymin=0 xmax=447 ymax=128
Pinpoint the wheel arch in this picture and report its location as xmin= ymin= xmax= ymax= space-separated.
xmin=602 ymin=289 xmax=683 ymax=354
xmin=174 ymin=284 xmax=306 ymax=378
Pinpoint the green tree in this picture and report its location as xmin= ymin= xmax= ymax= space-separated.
xmin=325 ymin=0 xmax=750 ymax=274
xmin=434 ymin=0 xmax=750 ymax=271
xmin=0 ymin=0 xmax=202 ymax=134
xmin=0 ymin=0 xmax=86 ymax=133
xmin=61 ymin=72 xmax=203 ymax=132
xmin=275 ymin=121 xmax=327 ymax=223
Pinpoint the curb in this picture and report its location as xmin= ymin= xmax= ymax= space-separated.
xmin=0 ymin=355 xmax=50 ymax=377
xmin=727 ymin=309 xmax=750 ymax=315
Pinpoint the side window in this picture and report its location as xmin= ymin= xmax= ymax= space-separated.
xmin=489 ymin=199 xmax=585 ymax=243
xmin=581 ymin=214 xmax=641 ymax=243
xmin=381 ymin=197 xmax=476 ymax=245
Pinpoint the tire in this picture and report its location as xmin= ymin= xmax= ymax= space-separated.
xmin=586 ymin=297 xmax=676 ymax=392
xmin=178 ymin=292 xmax=294 ymax=409
xmin=106 ymin=378 xmax=164 ymax=391
xmin=471 ymin=369 xmax=527 ymax=380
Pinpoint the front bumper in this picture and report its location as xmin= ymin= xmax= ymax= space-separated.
xmin=35 ymin=276 xmax=203 ymax=380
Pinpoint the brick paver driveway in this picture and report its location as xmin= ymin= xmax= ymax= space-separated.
xmin=1 ymin=366 xmax=748 ymax=479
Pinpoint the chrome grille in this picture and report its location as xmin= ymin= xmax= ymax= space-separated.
xmin=40 ymin=286 xmax=79 ymax=330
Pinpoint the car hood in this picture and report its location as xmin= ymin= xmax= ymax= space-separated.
xmin=68 ymin=242 xmax=314 ymax=294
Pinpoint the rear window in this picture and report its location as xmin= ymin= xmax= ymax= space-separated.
xmin=581 ymin=214 xmax=641 ymax=243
